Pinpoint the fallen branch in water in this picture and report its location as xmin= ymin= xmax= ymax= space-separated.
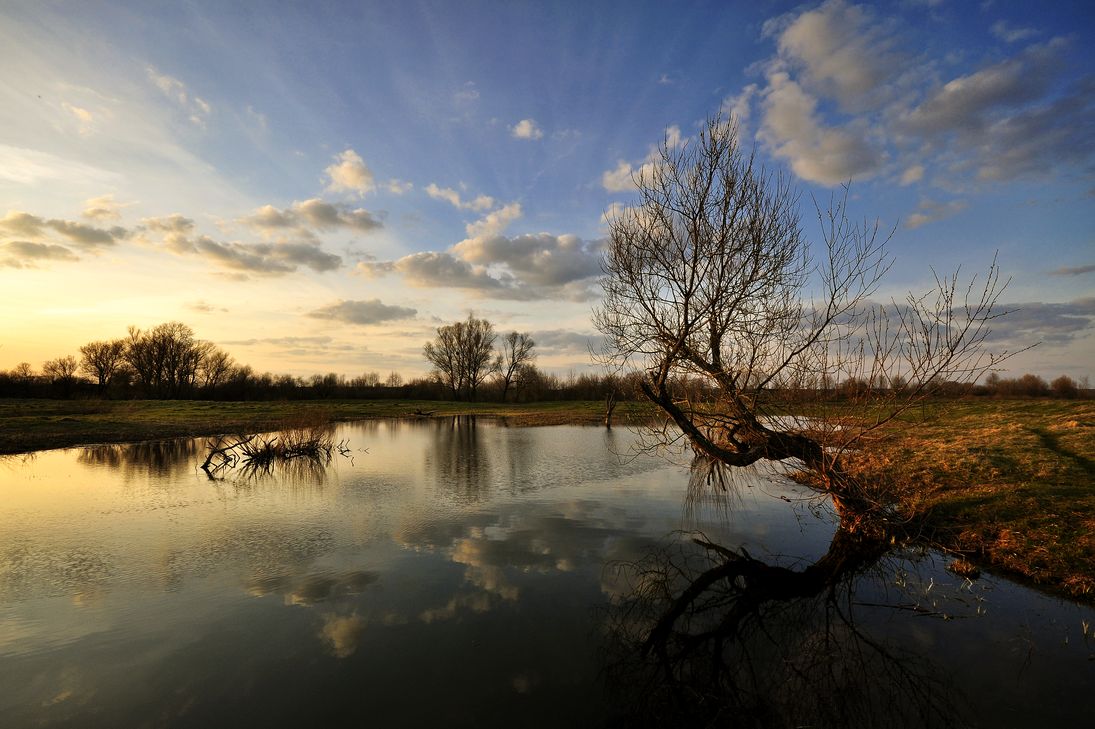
xmin=201 ymin=425 xmax=348 ymax=477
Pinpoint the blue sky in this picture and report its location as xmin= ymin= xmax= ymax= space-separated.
xmin=1 ymin=0 xmax=1092 ymax=379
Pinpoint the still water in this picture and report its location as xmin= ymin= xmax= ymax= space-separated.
xmin=0 ymin=419 xmax=1092 ymax=727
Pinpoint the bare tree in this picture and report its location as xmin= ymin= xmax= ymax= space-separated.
xmin=43 ymin=355 xmax=80 ymax=397
xmin=495 ymin=331 xmax=535 ymax=402
xmin=124 ymin=322 xmax=207 ymax=398
xmin=80 ymin=339 xmax=126 ymax=392
xmin=424 ymin=314 xmax=497 ymax=401
xmin=197 ymin=344 xmax=234 ymax=393
xmin=594 ymin=116 xmax=1011 ymax=511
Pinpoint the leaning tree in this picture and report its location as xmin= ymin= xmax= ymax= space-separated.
xmin=594 ymin=116 xmax=1011 ymax=513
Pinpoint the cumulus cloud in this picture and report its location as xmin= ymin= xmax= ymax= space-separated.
xmin=510 ymin=118 xmax=544 ymax=140
xmin=736 ymin=4 xmax=1093 ymax=189
xmin=452 ymin=232 xmax=602 ymax=288
xmin=361 ymin=229 xmax=602 ymax=302
xmin=82 ymin=194 xmax=124 ymax=221
xmin=156 ymin=232 xmax=342 ymax=275
xmin=306 ymin=299 xmax=417 ymax=325
xmin=0 ymin=240 xmax=79 ymax=268
xmin=425 ymin=184 xmax=495 ymax=212
xmin=386 ymin=178 xmax=413 ymax=195
xmin=146 ymin=66 xmax=211 ymax=127
xmin=771 ymin=0 xmax=900 ymax=112
xmin=0 ymin=210 xmax=127 ymax=248
xmin=240 ymin=198 xmax=382 ymax=234
xmin=759 ymin=71 xmax=883 ymax=184
xmin=325 ymin=149 xmax=375 ymax=196
xmin=904 ymin=198 xmax=968 ymax=229
xmin=359 ymin=251 xmax=510 ymax=294
xmin=463 ymin=202 xmax=523 ymax=238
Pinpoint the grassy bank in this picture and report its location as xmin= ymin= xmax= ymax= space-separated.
xmin=0 ymin=397 xmax=653 ymax=454
xmin=841 ymin=399 xmax=1095 ymax=600
xmin=1 ymin=396 xmax=1091 ymax=601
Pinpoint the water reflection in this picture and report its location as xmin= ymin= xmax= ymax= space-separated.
xmin=78 ymin=439 xmax=200 ymax=481
xmin=0 ymin=422 xmax=1092 ymax=728
xmin=602 ymin=530 xmax=967 ymax=727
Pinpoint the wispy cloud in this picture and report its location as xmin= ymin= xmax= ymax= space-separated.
xmin=1049 ymin=264 xmax=1095 ymax=276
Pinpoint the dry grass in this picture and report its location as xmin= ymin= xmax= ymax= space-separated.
xmin=836 ymin=399 xmax=1095 ymax=600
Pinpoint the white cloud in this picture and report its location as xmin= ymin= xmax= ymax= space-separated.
xmin=325 ymin=149 xmax=375 ymax=196
xmin=386 ymin=178 xmax=413 ymax=195
xmin=425 ymin=183 xmax=494 ymax=211
xmin=464 ymin=202 xmax=522 ymax=239
xmin=759 ymin=71 xmax=882 ymax=185
xmin=511 ymin=118 xmax=544 ymax=140
xmin=240 ymin=198 xmax=382 ymax=235
xmin=773 ymin=0 xmax=900 ymax=112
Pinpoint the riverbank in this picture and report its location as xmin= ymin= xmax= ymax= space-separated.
xmin=840 ymin=399 xmax=1095 ymax=601
xmin=2 ymin=396 xmax=1091 ymax=601
xmin=0 ymin=398 xmax=653 ymax=455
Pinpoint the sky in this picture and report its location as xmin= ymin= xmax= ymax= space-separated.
xmin=1 ymin=0 xmax=1093 ymax=381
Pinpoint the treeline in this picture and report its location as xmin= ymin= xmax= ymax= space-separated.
xmin=0 ymin=320 xmax=644 ymax=402
xmin=0 ymin=319 xmax=1087 ymax=402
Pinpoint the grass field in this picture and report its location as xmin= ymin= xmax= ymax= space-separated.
xmin=0 ymin=397 xmax=653 ymax=454
xmin=1 ymin=396 xmax=1091 ymax=601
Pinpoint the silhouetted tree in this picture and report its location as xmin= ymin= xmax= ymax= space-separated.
xmin=495 ymin=331 xmax=535 ymax=402
xmin=424 ymin=314 xmax=497 ymax=400
xmin=80 ymin=339 xmax=126 ymax=393
xmin=124 ymin=322 xmax=207 ymax=398
xmin=42 ymin=355 xmax=80 ymax=397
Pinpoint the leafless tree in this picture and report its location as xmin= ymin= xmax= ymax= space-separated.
xmin=424 ymin=314 xmax=497 ymax=401
xmin=124 ymin=321 xmax=207 ymax=398
xmin=42 ymin=355 xmax=80 ymax=397
xmin=594 ymin=115 xmax=1012 ymax=511
xmin=197 ymin=344 xmax=234 ymax=393
xmin=80 ymin=339 xmax=126 ymax=392
xmin=494 ymin=331 xmax=535 ymax=402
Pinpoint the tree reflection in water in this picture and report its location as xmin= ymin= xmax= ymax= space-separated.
xmin=602 ymin=457 xmax=969 ymax=729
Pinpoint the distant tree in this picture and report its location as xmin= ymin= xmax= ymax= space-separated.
xmin=1050 ymin=374 xmax=1079 ymax=399
xmin=42 ymin=355 xmax=80 ymax=397
xmin=424 ymin=314 xmax=497 ymax=401
xmin=80 ymin=339 xmax=126 ymax=392
xmin=198 ymin=345 xmax=234 ymax=393
xmin=11 ymin=361 xmax=34 ymax=382
xmin=385 ymin=371 xmax=404 ymax=388
xmin=495 ymin=331 xmax=535 ymax=402
xmin=124 ymin=322 xmax=206 ymax=398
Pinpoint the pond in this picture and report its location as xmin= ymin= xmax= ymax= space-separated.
xmin=1 ymin=419 xmax=1092 ymax=727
